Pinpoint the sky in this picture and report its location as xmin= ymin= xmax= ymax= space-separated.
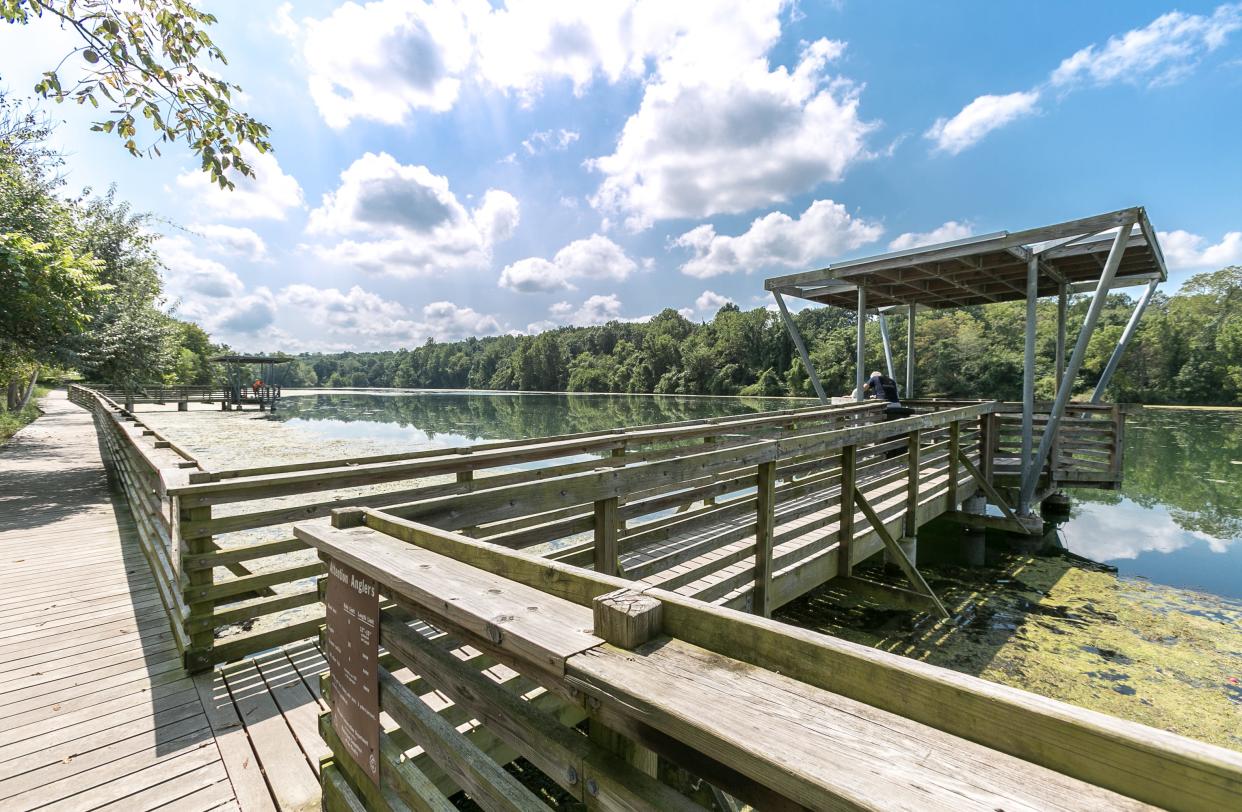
xmin=2 ymin=0 xmax=1241 ymax=352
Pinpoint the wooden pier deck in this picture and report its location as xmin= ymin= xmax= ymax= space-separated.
xmin=14 ymin=387 xmax=1241 ymax=810
xmin=0 ymin=392 xmax=319 ymax=812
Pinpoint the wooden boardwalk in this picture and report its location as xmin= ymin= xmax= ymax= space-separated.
xmin=0 ymin=392 xmax=322 ymax=812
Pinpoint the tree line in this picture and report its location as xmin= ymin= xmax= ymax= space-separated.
xmin=278 ymin=268 xmax=1241 ymax=407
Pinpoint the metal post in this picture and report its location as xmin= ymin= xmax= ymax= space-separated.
xmin=773 ymin=291 xmax=828 ymax=403
xmin=855 ymin=286 xmax=867 ymax=401
xmin=1020 ymin=224 xmax=1133 ymax=509
xmin=1020 ymin=255 xmax=1038 ymax=512
xmin=1091 ymin=279 xmax=1159 ymax=403
xmin=905 ymin=303 xmax=916 ymax=399
xmin=878 ymin=312 xmax=896 ymax=381
xmin=1054 ymin=283 xmax=1067 ymax=395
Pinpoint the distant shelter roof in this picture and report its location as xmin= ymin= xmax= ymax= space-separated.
xmin=210 ymin=354 xmax=294 ymax=365
xmin=764 ymin=207 xmax=1167 ymax=310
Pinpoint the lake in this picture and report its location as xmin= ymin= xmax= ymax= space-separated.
xmin=1060 ymin=408 xmax=1242 ymax=599
xmin=270 ymin=393 xmax=1242 ymax=600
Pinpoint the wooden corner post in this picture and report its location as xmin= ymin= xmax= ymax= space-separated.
xmin=839 ymin=445 xmax=857 ymax=577
xmin=593 ymin=496 xmax=620 ymax=576
xmin=753 ymin=460 xmax=777 ymax=617
xmin=180 ymin=501 xmax=214 ymax=672
xmin=947 ymin=420 xmax=960 ymax=509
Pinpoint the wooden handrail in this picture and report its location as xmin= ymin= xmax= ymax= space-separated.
xmin=300 ymin=516 xmax=1242 ymax=812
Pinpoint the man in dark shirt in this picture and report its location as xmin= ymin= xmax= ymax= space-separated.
xmin=863 ymin=370 xmax=900 ymax=403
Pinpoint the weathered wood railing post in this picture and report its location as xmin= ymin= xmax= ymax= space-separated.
xmin=703 ymin=435 xmax=717 ymax=505
xmin=590 ymin=589 xmax=661 ymax=778
xmin=947 ymin=420 xmax=960 ymax=509
xmin=752 ymin=460 xmax=776 ymax=617
xmin=979 ymin=413 xmax=996 ymax=484
xmin=180 ymin=501 xmax=214 ymax=672
xmin=839 ymin=445 xmax=857 ymax=577
xmin=893 ymin=429 xmax=920 ymax=566
xmin=594 ymin=496 xmax=620 ymax=576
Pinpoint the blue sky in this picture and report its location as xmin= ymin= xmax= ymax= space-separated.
xmin=2 ymin=0 xmax=1241 ymax=352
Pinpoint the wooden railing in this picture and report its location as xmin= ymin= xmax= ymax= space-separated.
xmin=68 ymin=383 xmax=1126 ymax=672
xmin=68 ymin=384 xmax=198 ymax=654
xmin=301 ymin=513 xmax=1242 ymax=812
xmin=165 ymin=400 xmax=895 ymax=669
xmin=85 ymin=383 xmax=282 ymax=407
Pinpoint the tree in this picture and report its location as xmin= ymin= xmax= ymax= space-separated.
xmin=0 ymin=232 xmax=104 ymax=407
xmin=3 ymin=0 xmax=272 ymax=187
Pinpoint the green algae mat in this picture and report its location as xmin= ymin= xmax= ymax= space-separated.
xmin=778 ymin=550 xmax=1242 ymax=752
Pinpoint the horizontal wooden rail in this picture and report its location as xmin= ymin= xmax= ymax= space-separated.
xmin=302 ymin=520 xmax=1242 ymax=812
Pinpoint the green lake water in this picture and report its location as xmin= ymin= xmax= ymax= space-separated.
xmin=269 ymin=393 xmax=1242 ymax=600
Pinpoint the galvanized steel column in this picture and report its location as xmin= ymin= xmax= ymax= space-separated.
xmin=1020 ymin=224 xmax=1133 ymax=509
xmin=1020 ymin=255 xmax=1038 ymax=512
xmin=773 ymin=291 xmax=828 ymax=403
xmin=855 ymin=286 xmax=867 ymax=401
xmin=1091 ymin=279 xmax=1159 ymax=403
xmin=905 ymin=303 xmax=916 ymax=399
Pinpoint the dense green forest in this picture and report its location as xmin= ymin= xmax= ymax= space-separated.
xmin=273 ymin=267 xmax=1242 ymax=406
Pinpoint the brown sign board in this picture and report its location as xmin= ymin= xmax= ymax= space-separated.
xmin=324 ymin=559 xmax=380 ymax=784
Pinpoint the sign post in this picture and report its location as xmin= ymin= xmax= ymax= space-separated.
xmin=324 ymin=559 xmax=380 ymax=784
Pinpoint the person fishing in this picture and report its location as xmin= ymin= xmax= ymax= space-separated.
xmin=863 ymin=370 xmax=900 ymax=403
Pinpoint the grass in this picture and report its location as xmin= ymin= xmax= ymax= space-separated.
xmin=0 ymin=386 xmax=49 ymax=445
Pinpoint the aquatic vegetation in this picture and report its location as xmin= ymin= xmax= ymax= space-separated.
xmin=778 ymin=550 xmax=1242 ymax=751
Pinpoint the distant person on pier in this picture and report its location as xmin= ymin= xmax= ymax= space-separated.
xmin=863 ymin=370 xmax=901 ymax=404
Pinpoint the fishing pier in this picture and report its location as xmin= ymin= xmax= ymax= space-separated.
xmin=3 ymin=208 xmax=1240 ymax=810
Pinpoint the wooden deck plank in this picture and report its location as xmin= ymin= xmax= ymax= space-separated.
xmin=0 ymin=392 xmax=239 ymax=812
xmin=251 ymin=647 xmax=332 ymax=774
xmin=192 ymin=672 xmax=278 ymax=812
xmin=221 ymin=658 xmax=321 ymax=812
xmin=0 ymin=723 xmax=215 ymax=807
xmin=40 ymin=748 xmax=227 ymax=812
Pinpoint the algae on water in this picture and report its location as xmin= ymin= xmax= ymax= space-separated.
xmin=778 ymin=542 xmax=1242 ymax=752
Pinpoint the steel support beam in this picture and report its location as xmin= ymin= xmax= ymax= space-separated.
xmin=855 ymin=286 xmax=867 ymax=401
xmin=772 ymin=291 xmax=828 ymax=403
xmin=1020 ymin=256 xmax=1038 ymax=512
xmin=905 ymin=303 xmax=916 ymax=399
xmin=1054 ymin=283 xmax=1067 ymax=395
xmin=878 ymin=312 xmax=896 ymax=381
xmin=1091 ymin=279 xmax=1159 ymax=403
xmin=1020 ymin=224 xmax=1133 ymax=509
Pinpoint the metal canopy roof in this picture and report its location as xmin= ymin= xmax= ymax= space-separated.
xmin=764 ymin=207 xmax=1167 ymax=310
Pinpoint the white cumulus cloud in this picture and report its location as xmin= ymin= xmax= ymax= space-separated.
xmin=499 ymin=234 xmax=636 ymax=292
xmin=284 ymin=0 xmax=793 ymax=129
xmin=308 ymin=152 xmax=518 ymax=277
xmin=290 ymin=0 xmax=474 ymax=129
xmin=1052 ymin=5 xmax=1242 ymax=88
xmin=590 ymin=37 xmax=875 ymax=229
xmin=888 ymin=221 xmax=974 ymax=251
xmin=174 ymin=145 xmax=304 ymax=221
xmin=521 ymin=128 xmax=580 ymax=154
xmin=927 ymin=4 xmax=1242 ymax=154
xmin=1159 ymin=230 xmax=1242 ymax=271
xmin=694 ymin=290 xmax=733 ymax=314
xmin=189 ymin=224 xmax=268 ymax=262
xmin=925 ymin=91 xmax=1040 ymax=155
xmin=673 ymin=199 xmax=883 ymax=278
xmin=159 ymin=235 xmax=246 ymax=301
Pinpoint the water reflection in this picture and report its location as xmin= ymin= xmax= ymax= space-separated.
xmin=269 ymin=391 xmax=796 ymax=450
xmin=1060 ymin=409 xmax=1242 ymax=598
